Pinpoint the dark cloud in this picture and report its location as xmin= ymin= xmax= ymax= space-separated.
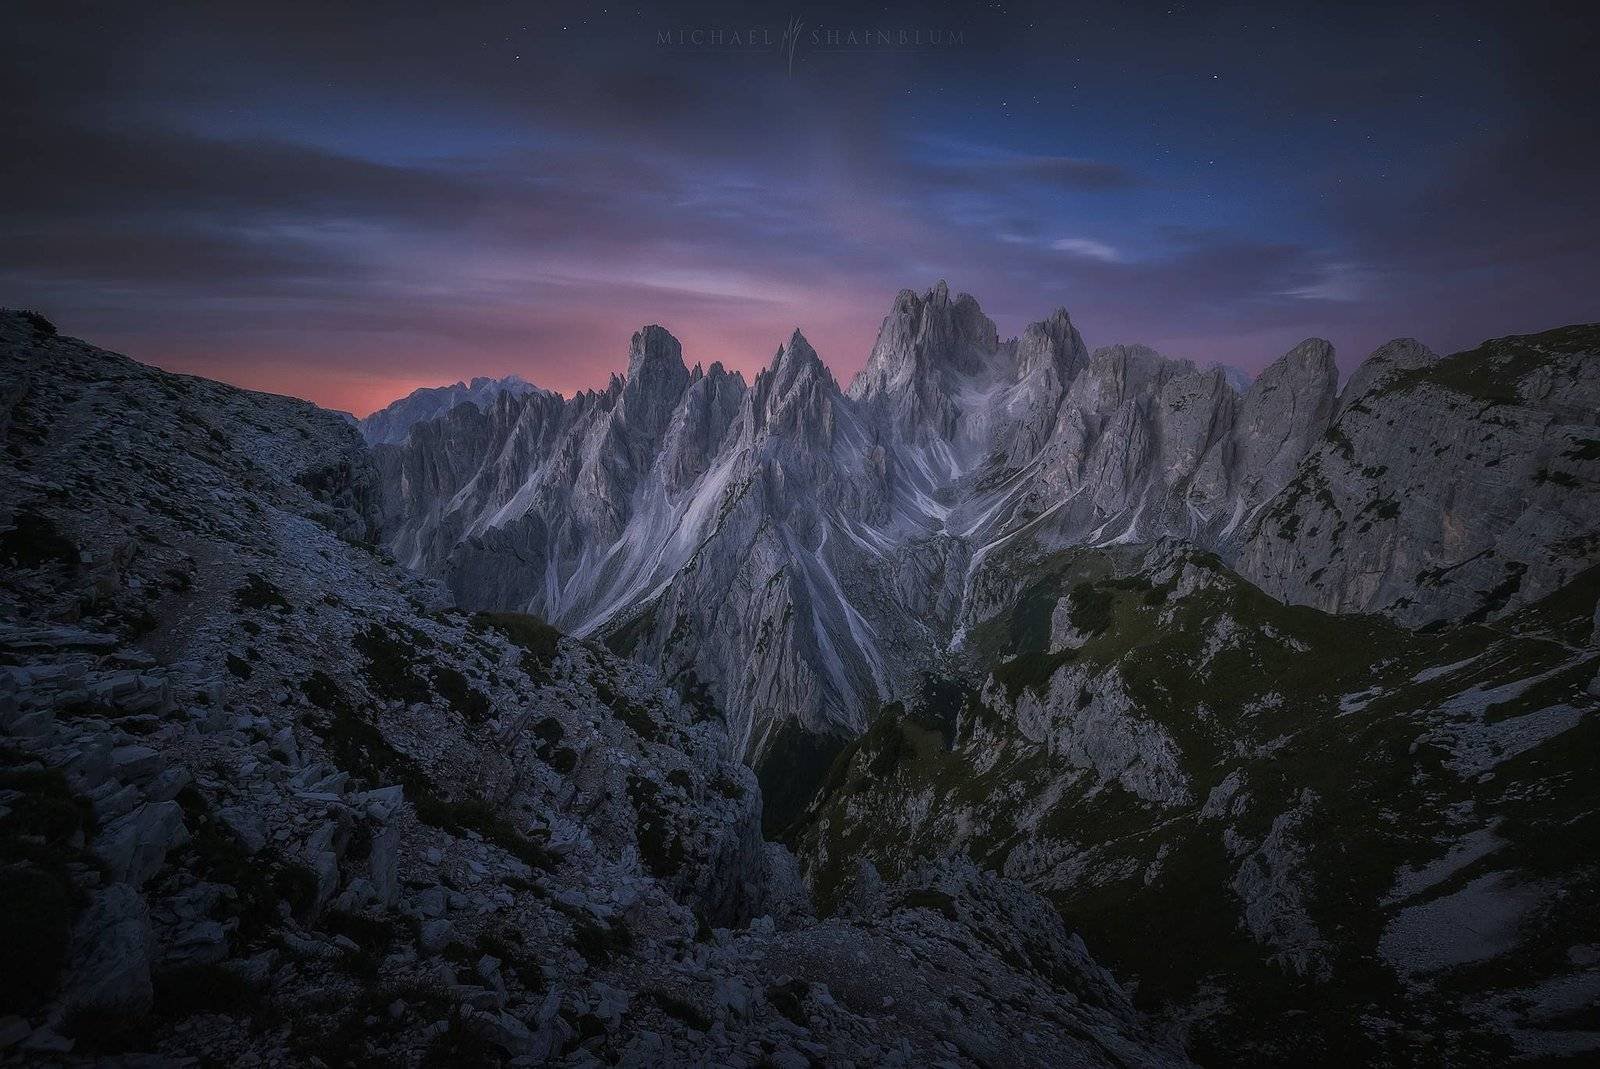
xmin=0 ymin=118 xmax=481 ymax=225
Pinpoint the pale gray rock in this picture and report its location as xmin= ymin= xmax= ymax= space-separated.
xmin=989 ymin=666 xmax=1192 ymax=807
xmin=1228 ymin=789 xmax=1331 ymax=980
xmin=217 ymin=803 xmax=267 ymax=854
xmin=419 ymin=918 xmax=455 ymax=955
xmin=368 ymin=824 xmax=401 ymax=907
xmin=161 ymin=919 xmax=231 ymax=969
xmin=109 ymin=743 xmax=161 ymax=782
xmin=1334 ymin=337 xmax=1438 ymax=419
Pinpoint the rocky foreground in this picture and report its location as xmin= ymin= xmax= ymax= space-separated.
xmin=0 ymin=309 xmax=1189 ymax=1065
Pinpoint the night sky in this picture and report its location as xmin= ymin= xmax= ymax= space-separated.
xmin=5 ymin=1 xmax=1596 ymax=415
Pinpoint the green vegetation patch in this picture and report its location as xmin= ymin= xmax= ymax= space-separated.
xmin=626 ymin=774 xmax=685 ymax=879
xmin=171 ymin=786 xmax=320 ymax=937
xmin=0 ymin=862 xmax=80 ymax=1012
xmin=569 ymin=913 xmax=632 ymax=967
xmin=471 ymin=611 xmax=562 ymax=682
xmin=601 ymin=600 xmax=658 ymax=658
xmin=353 ymin=622 xmax=433 ymax=704
xmin=430 ymin=664 xmax=490 ymax=723
xmin=651 ymin=989 xmax=712 ymax=1031
xmin=1563 ymin=438 xmax=1600 ymax=462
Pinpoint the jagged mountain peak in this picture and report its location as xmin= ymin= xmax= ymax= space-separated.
xmin=1067 ymin=342 xmax=1189 ymax=408
xmin=768 ymin=328 xmax=830 ymax=385
xmin=466 ymin=372 xmax=531 ymax=390
xmin=1087 ymin=341 xmax=1174 ymax=367
xmin=1014 ymin=307 xmax=1088 ymax=382
xmin=376 ymin=299 xmax=1599 ymax=806
xmin=849 ymin=282 xmax=1001 ymax=404
xmin=703 ymin=358 xmax=742 ymax=384
xmin=746 ymin=328 xmax=839 ymax=443
xmin=1238 ymin=337 xmax=1338 ymax=425
xmin=626 ymin=323 xmax=688 ymax=379
xmin=1257 ymin=336 xmax=1337 ymax=383
xmin=618 ymin=324 xmax=691 ymax=430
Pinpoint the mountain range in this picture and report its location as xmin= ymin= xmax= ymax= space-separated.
xmin=361 ymin=375 xmax=545 ymax=446
xmin=374 ymin=283 xmax=1600 ymax=820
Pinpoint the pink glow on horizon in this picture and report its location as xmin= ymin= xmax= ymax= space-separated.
xmin=141 ymin=316 xmax=884 ymax=419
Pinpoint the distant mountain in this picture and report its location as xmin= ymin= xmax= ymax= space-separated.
xmin=375 ymin=285 xmax=1600 ymax=801
xmin=359 ymin=374 xmax=543 ymax=445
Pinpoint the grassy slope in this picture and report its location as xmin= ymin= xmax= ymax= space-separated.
xmin=792 ymin=543 xmax=1600 ymax=1065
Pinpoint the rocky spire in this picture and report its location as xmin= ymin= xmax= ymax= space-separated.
xmin=847 ymin=282 xmax=1000 ymax=403
xmin=618 ymin=324 xmax=692 ymax=444
xmin=659 ymin=359 xmax=747 ymax=495
xmin=1014 ymin=307 xmax=1087 ymax=383
xmin=750 ymin=329 xmax=838 ymax=444
xmin=767 ymin=329 xmax=829 ymax=393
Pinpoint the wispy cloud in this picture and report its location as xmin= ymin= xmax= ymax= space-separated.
xmin=1051 ymin=237 xmax=1122 ymax=262
xmin=1283 ymin=261 xmax=1371 ymax=302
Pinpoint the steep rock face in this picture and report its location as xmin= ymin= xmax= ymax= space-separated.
xmin=660 ymin=360 xmax=744 ymax=496
xmin=376 ymin=387 xmax=575 ymax=592
xmin=992 ymin=308 xmax=1090 ymax=466
xmin=964 ymin=335 xmax=1335 ymax=567
xmin=359 ymin=373 xmax=542 ymax=445
xmin=1229 ymin=338 xmax=1339 ymax=512
xmin=606 ymin=332 xmax=903 ymax=762
xmin=1235 ymin=326 xmax=1600 ymax=623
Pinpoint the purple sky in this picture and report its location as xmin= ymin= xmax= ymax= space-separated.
xmin=5 ymin=1 xmax=1597 ymax=415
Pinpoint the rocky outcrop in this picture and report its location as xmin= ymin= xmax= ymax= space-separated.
xmin=990 ymin=665 xmax=1193 ymax=807
xmin=847 ymin=279 xmax=1003 ymax=447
